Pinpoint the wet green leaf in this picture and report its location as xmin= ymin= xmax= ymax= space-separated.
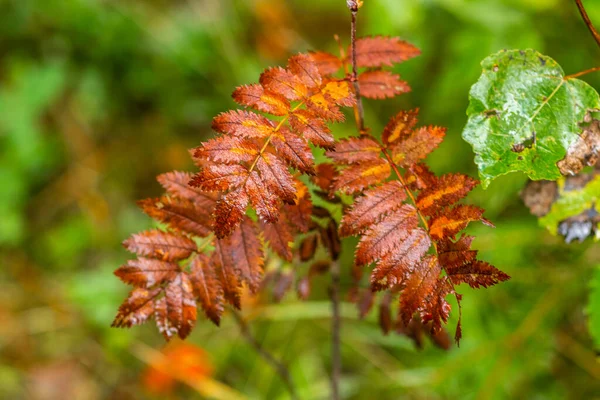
xmin=462 ymin=49 xmax=600 ymax=187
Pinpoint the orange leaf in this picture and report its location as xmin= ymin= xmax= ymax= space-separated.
xmin=214 ymin=188 xmax=249 ymax=239
xmin=219 ymin=217 xmax=264 ymax=293
xmin=271 ymin=128 xmax=315 ymax=174
xmin=255 ymin=153 xmax=297 ymax=204
xmin=157 ymin=171 xmax=218 ymax=207
xmin=288 ymin=54 xmax=322 ymax=89
xmin=332 ymin=159 xmax=391 ymax=195
xmin=429 ymin=205 xmax=491 ymax=240
xmin=190 ymin=254 xmax=224 ymax=325
xmin=326 ymin=136 xmax=381 ymax=165
xmin=391 ymin=126 xmax=446 ymax=167
xmin=381 ymin=108 xmax=419 ymax=145
xmin=340 ymin=181 xmax=406 ymax=236
xmin=416 ymin=173 xmax=478 ymax=215
xmin=370 ymin=228 xmax=431 ymax=290
xmin=290 ymin=109 xmax=334 ymax=148
xmin=212 ymin=240 xmax=243 ymax=309
xmin=211 ymin=110 xmax=274 ymax=139
xmin=112 ymin=287 xmax=161 ymax=329
xmin=261 ymin=218 xmax=294 ymax=261
xmin=138 ymin=197 xmax=213 ymax=238
xmin=399 ymin=256 xmax=440 ymax=325
xmin=158 ymin=272 xmax=197 ymax=340
xmin=123 ymin=230 xmax=197 ymax=261
xmin=355 ymin=204 xmax=419 ymax=266
xmin=353 ymin=36 xmax=421 ymax=68
xmin=446 ymin=261 xmax=510 ymax=289
xmin=194 ymin=137 xmax=258 ymax=164
xmin=358 ymin=70 xmax=410 ymax=99
xmin=309 ymin=51 xmax=343 ymax=75
xmin=115 ymin=258 xmax=180 ymax=288
xmin=232 ymin=84 xmax=289 ymax=116
xmin=260 ymin=66 xmax=308 ymax=101
xmin=189 ymin=164 xmax=248 ymax=192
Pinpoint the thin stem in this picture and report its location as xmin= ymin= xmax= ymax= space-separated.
xmin=565 ymin=65 xmax=600 ymax=79
xmin=574 ymin=0 xmax=600 ymax=50
xmin=349 ymin=2 xmax=365 ymax=133
xmin=231 ymin=309 xmax=299 ymax=400
xmin=329 ymin=259 xmax=341 ymax=400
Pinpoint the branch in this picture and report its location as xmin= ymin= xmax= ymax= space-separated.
xmin=348 ymin=0 xmax=366 ymax=133
xmin=575 ymin=0 xmax=600 ymax=50
xmin=329 ymin=259 xmax=342 ymax=400
xmin=231 ymin=310 xmax=299 ymax=400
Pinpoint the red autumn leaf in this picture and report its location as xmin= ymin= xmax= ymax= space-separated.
xmin=123 ymin=229 xmax=197 ymax=261
xmin=358 ymin=70 xmax=410 ymax=99
xmin=353 ymin=36 xmax=421 ymax=68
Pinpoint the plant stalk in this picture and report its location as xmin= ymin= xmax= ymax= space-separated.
xmin=574 ymin=0 xmax=600 ymax=50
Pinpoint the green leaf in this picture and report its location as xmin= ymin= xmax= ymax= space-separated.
xmin=588 ymin=266 xmax=600 ymax=349
xmin=539 ymin=175 xmax=600 ymax=236
xmin=462 ymin=49 xmax=600 ymax=188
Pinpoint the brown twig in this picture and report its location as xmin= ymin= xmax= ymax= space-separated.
xmin=329 ymin=259 xmax=342 ymax=400
xmin=231 ymin=310 xmax=299 ymax=400
xmin=348 ymin=1 xmax=366 ymax=133
xmin=574 ymin=0 xmax=600 ymax=50
xmin=565 ymin=65 xmax=600 ymax=79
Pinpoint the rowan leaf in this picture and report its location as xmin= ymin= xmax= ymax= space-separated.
xmin=353 ymin=36 xmax=421 ymax=68
xmin=399 ymin=256 xmax=441 ymax=325
xmin=290 ymin=109 xmax=335 ymax=148
xmin=213 ymin=240 xmax=242 ymax=309
xmin=416 ymin=173 xmax=478 ymax=215
xmin=255 ymin=153 xmax=297 ymax=204
xmin=326 ymin=137 xmax=381 ymax=164
xmin=429 ymin=205 xmax=492 ymax=240
xmin=355 ymin=204 xmax=419 ymax=266
xmin=382 ymin=108 xmax=419 ymax=145
xmin=332 ymin=159 xmax=391 ymax=195
xmin=115 ymin=258 xmax=180 ymax=288
xmin=214 ymin=188 xmax=250 ymax=239
xmin=446 ymin=261 xmax=510 ymax=289
xmin=261 ymin=219 xmax=294 ymax=261
xmin=112 ymin=287 xmax=161 ymax=329
xmin=123 ymin=230 xmax=197 ymax=261
xmin=260 ymin=66 xmax=307 ymax=101
xmin=288 ymin=54 xmax=322 ymax=89
xmin=462 ymin=49 xmax=600 ymax=187
xmin=246 ymin=170 xmax=280 ymax=223
xmin=309 ymin=51 xmax=343 ymax=75
xmin=340 ymin=181 xmax=406 ymax=236
xmin=161 ymin=273 xmax=197 ymax=340
xmin=232 ymin=84 xmax=290 ymax=116
xmin=189 ymin=164 xmax=248 ymax=192
xmin=190 ymin=254 xmax=224 ymax=325
xmin=138 ymin=197 xmax=213 ymax=238
xmin=371 ymin=228 xmax=430 ymax=290
xmin=193 ymin=137 xmax=258 ymax=164
xmin=219 ymin=217 xmax=264 ymax=293
xmin=157 ymin=171 xmax=218 ymax=207
xmin=271 ymin=128 xmax=315 ymax=174
xmin=358 ymin=70 xmax=410 ymax=99
xmin=211 ymin=110 xmax=274 ymax=139
xmin=391 ymin=126 xmax=446 ymax=167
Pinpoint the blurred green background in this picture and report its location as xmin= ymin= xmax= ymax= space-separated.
xmin=1 ymin=0 xmax=600 ymax=398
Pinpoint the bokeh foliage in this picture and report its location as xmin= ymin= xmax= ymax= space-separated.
xmin=1 ymin=0 xmax=600 ymax=398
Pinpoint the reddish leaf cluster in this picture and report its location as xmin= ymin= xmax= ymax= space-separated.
xmin=327 ymin=109 xmax=510 ymax=342
xmin=189 ymin=53 xmax=355 ymax=238
xmin=113 ymin=172 xmax=311 ymax=340
xmin=311 ymin=36 xmax=420 ymax=99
